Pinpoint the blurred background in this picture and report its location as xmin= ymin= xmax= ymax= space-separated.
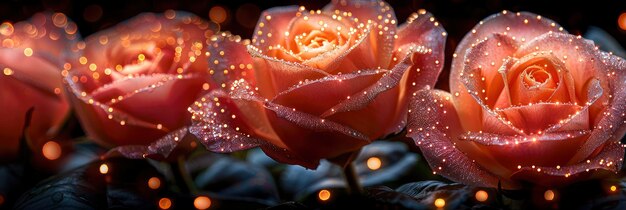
xmin=1 ymin=0 xmax=626 ymax=90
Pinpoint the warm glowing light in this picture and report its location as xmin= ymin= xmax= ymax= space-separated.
xmin=318 ymin=189 xmax=331 ymax=201
xmin=99 ymin=163 xmax=109 ymax=174
xmin=434 ymin=198 xmax=445 ymax=208
xmin=619 ymin=13 xmax=626 ymax=31
xmin=544 ymin=190 xmax=555 ymax=201
xmin=159 ymin=198 xmax=172 ymax=209
xmin=0 ymin=194 xmax=4 ymax=206
xmin=209 ymin=6 xmax=228 ymax=24
xmin=194 ymin=196 xmax=211 ymax=210
xmin=42 ymin=141 xmax=62 ymax=160
xmin=0 ymin=22 xmax=14 ymax=36
xmin=148 ymin=177 xmax=161 ymax=190
xmin=611 ymin=185 xmax=618 ymax=192
xmin=23 ymin=48 xmax=33 ymax=57
xmin=475 ymin=190 xmax=488 ymax=202
xmin=366 ymin=157 xmax=382 ymax=170
xmin=3 ymin=68 xmax=12 ymax=76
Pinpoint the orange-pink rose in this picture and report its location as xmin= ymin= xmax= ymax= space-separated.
xmin=0 ymin=13 xmax=78 ymax=162
xmin=408 ymin=11 xmax=626 ymax=189
xmin=66 ymin=11 xmax=217 ymax=157
xmin=190 ymin=0 xmax=446 ymax=168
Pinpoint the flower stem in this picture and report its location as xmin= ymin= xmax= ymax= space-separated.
xmin=170 ymin=156 xmax=197 ymax=194
xmin=343 ymin=162 xmax=363 ymax=195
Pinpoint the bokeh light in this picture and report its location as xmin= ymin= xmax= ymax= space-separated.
xmin=475 ymin=190 xmax=488 ymax=202
xmin=544 ymin=190 xmax=555 ymax=201
xmin=610 ymin=185 xmax=618 ymax=192
xmin=148 ymin=177 xmax=161 ymax=190
xmin=209 ymin=6 xmax=228 ymax=24
xmin=434 ymin=198 xmax=445 ymax=208
xmin=159 ymin=197 xmax=172 ymax=209
xmin=42 ymin=141 xmax=62 ymax=160
xmin=99 ymin=163 xmax=109 ymax=174
xmin=618 ymin=12 xmax=626 ymax=31
xmin=318 ymin=189 xmax=331 ymax=201
xmin=194 ymin=196 xmax=211 ymax=210
xmin=366 ymin=157 xmax=382 ymax=170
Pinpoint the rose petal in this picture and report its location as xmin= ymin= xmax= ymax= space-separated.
xmin=0 ymin=76 xmax=69 ymax=160
xmin=67 ymin=91 xmax=169 ymax=147
xmin=190 ymin=80 xmax=370 ymax=169
xmin=510 ymin=140 xmax=623 ymax=186
xmin=568 ymin=52 xmax=626 ymax=164
xmin=207 ymin=32 xmax=256 ymax=90
xmin=460 ymin=130 xmax=590 ymax=170
xmin=462 ymin=33 xmax=518 ymax=109
xmin=451 ymin=11 xmax=561 ymax=132
xmin=272 ymin=70 xmax=383 ymax=116
xmin=515 ymin=33 xmax=617 ymax=127
xmin=454 ymin=40 xmax=523 ymax=135
xmin=407 ymin=89 xmax=503 ymax=188
xmin=81 ymin=11 xmax=216 ymax=83
xmin=248 ymin=44 xmax=332 ymax=98
xmin=324 ymin=0 xmax=397 ymax=67
xmin=107 ymin=127 xmax=191 ymax=160
xmin=321 ymin=43 xmax=440 ymax=118
xmin=496 ymin=52 xmax=578 ymax=108
xmin=496 ymin=103 xmax=586 ymax=133
xmin=251 ymin=6 xmax=299 ymax=53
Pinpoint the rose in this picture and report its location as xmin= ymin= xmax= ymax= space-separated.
xmin=190 ymin=0 xmax=446 ymax=168
xmin=66 ymin=11 xmax=217 ymax=156
xmin=0 ymin=13 xmax=79 ymax=162
xmin=408 ymin=11 xmax=626 ymax=189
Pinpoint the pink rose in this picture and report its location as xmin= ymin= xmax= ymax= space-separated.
xmin=408 ymin=11 xmax=626 ymax=188
xmin=190 ymin=0 xmax=446 ymax=168
xmin=66 ymin=11 xmax=217 ymax=157
xmin=0 ymin=13 xmax=78 ymax=162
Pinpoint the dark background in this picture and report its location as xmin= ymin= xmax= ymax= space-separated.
xmin=2 ymin=0 xmax=625 ymax=90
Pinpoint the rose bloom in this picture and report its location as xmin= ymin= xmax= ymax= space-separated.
xmin=408 ymin=11 xmax=626 ymax=188
xmin=66 ymin=11 xmax=217 ymax=156
xmin=0 ymin=13 xmax=79 ymax=162
xmin=190 ymin=0 xmax=445 ymax=168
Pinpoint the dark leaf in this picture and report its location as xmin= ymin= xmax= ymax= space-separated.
xmin=189 ymin=153 xmax=280 ymax=206
xmin=280 ymin=141 xmax=420 ymax=200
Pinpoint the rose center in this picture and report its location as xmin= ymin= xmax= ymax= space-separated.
xmin=522 ymin=65 xmax=553 ymax=88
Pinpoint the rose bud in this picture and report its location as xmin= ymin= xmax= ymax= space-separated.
xmin=0 ymin=13 xmax=79 ymax=162
xmin=66 ymin=11 xmax=217 ymax=159
xmin=190 ymin=0 xmax=446 ymax=168
xmin=408 ymin=11 xmax=626 ymax=189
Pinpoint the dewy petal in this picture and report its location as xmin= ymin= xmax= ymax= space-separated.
xmin=272 ymin=70 xmax=383 ymax=116
xmin=460 ymin=130 xmax=590 ymax=170
xmin=252 ymin=6 xmax=299 ymax=54
xmin=107 ymin=127 xmax=191 ymax=160
xmin=324 ymin=0 xmax=397 ymax=68
xmin=407 ymin=89 xmax=502 ymax=188
xmin=321 ymin=44 xmax=437 ymax=118
xmin=568 ymin=52 xmax=626 ymax=165
xmin=462 ymin=33 xmax=519 ymax=108
xmin=190 ymin=80 xmax=370 ymax=169
xmin=450 ymin=11 xmax=561 ymax=132
xmin=497 ymin=52 xmax=578 ymax=108
xmin=248 ymin=44 xmax=331 ymax=99
xmin=461 ymin=39 xmax=525 ymax=135
xmin=496 ymin=103 xmax=586 ymax=133
xmin=207 ymin=32 xmax=256 ymax=90
xmin=510 ymin=140 xmax=624 ymax=187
